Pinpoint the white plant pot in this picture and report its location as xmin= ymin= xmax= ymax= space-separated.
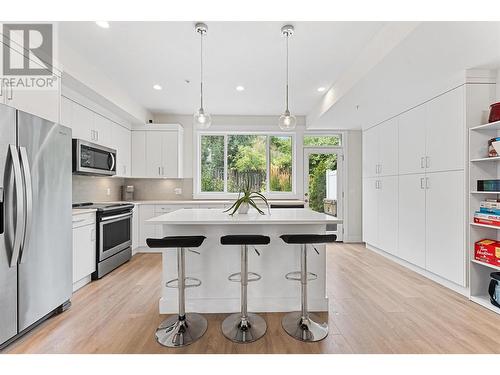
xmin=238 ymin=202 xmax=249 ymax=214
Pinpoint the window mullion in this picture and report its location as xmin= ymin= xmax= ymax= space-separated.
xmin=223 ymin=134 xmax=228 ymax=193
xmin=266 ymin=136 xmax=270 ymax=193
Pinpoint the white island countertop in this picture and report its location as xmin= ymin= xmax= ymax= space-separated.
xmin=147 ymin=208 xmax=342 ymax=225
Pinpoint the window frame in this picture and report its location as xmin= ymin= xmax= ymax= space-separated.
xmin=195 ymin=131 xmax=297 ymax=199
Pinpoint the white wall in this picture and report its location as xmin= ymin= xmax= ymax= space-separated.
xmin=344 ymin=130 xmax=362 ymax=243
xmin=311 ymin=22 xmax=500 ymax=130
xmin=58 ymin=39 xmax=152 ymax=125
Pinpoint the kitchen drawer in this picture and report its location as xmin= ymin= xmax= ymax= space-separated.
xmin=72 ymin=212 xmax=96 ymax=229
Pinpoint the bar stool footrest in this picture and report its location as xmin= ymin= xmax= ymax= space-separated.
xmin=165 ymin=277 xmax=202 ymax=289
xmin=228 ymin=271 xmax=261 ymax=283
xmin=285 ymin=271 xmax=318 ymax=282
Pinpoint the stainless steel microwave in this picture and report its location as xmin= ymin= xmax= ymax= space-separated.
xmin=72 ymin=139 xmax=116 ymax=176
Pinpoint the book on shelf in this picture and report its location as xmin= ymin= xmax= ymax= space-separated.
xmin=475 ymin=239 xmax=500 ymax=267
xmin=474 ymin=211 xmax=500 ymax=226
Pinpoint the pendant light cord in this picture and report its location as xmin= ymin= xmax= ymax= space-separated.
xmin=200 ymin=30 xmax=204 ymax=110
xmin=285 ymin=32 xmax=289 ymax=112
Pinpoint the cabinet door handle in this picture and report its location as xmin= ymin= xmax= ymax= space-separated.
xmin=425 ymin=177 xmax=430 ymax=189
xmin=420 ymin=157 xmax=425 ymax=169
xmin=7 ymin=84 xmax=13 ymax=100
xmin=158 ymin=166 xmax=161 ymax=176
xmin=0 ymin=82 xmax=3 ymax=97
xmin=420 ymin=177 xmax=425 ymax=189
xmin=426 ymin=156 xmax=430 ymax=168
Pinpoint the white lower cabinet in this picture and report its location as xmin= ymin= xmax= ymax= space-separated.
xmin=425 ymin=171 xmax=465 ymax=285
xmin=398 ymin=174 xmax=426 ymax=268
xmin=72 ymin=212 xmax=96 ymax=291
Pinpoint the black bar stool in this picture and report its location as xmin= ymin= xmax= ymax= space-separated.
xmin=146 ymin=235 xmax=207 ymax=347
xmin=280 ymin=234 xmax=337 ymax=342
xmin=220 ymin=234 xmax=270 ymax=343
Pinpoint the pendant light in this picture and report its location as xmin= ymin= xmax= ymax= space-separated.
xmin=278 ymin=25 xmax=296 ymax=131
xmin=193 ymin=22 xmax=212 ymax=129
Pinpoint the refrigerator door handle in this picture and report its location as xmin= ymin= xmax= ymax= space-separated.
xmin=8 ymin=145 xmax=25 ymax=267
xmin=19 ymin=147 xmax=33 ymax=263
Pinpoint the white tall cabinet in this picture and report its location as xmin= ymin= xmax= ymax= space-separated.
xmin=363 ymin=83 xmax=492 ymax=289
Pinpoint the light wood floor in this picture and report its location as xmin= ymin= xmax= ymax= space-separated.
xmin=4 ymin=243 xmax=500 ymax=354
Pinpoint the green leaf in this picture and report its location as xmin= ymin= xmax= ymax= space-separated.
xmin=248 ymin=200 xmax=265 ymax=215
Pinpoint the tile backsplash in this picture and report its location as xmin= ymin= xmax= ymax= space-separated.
xmin=72 ymin=175 xmax=125 ymax=203
xmin=72 ymin=175 xmax=193 ymax=203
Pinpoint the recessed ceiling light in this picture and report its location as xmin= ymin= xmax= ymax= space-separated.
xmin=153 ymin=84 xmax=162 ymax=90
xmin=317 ymin=87 xmax=326 ymax=92
xmin=95 ymin=21 xmax=110 ymax=29
xmin=236 ymin=85 xmax=245 ymax=92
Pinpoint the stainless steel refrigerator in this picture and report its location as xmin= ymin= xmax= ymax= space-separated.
xmin=0 ymin=103 xmax=72 ymax=348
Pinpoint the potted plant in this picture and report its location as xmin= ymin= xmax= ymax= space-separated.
xmin=224 ymin=180 xmax=269 ymax=215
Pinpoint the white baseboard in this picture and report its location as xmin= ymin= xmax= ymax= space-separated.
xmin=159 ymin=296 xmax=329 ymax=314
xmin=365 ymin=243 xmax=468 ymax=296
xmin=343 ymin=236 xmax=363 ymax=243
xmin=72 ymin=275 xmax=92 ymax=292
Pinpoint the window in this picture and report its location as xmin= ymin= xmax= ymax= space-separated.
xmin=303 ymin=135 xmax=341 ymax=147
xmin=199 ymin=134 xmax=294 ymax=194
xmin=200 ymin=135 xmax=224 ymax=192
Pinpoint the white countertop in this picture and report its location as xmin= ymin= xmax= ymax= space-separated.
xmin=147 ymin=208 xmax=341 ymax=225
xmin=72 ymin=208 xmax=97 ymax=215
xmin=132 ymin=199 xmax=304 ymax=205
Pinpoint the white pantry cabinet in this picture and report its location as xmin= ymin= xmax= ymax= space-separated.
xmin=398 ymin=86 xmax=465 ymax=175
xmin=131 ymin=124 xmax=184 ymax=178
xmin=426 ymin=86 xmax=465 ymax=173
xmin=362 ymin=176 xmax=398 ymax=254
xmin=72 ymin=212 xmax=96 ymax=291
xmin=425 ymin=170 xmax=465 ymax=285
xmin=362 ymin=177 xmax=379 ymax=246
xmin=362 ymin=117 xmax=398 ymax=178
xmin=398 ymin=105 xmax=427 ymax=175
xmin=397 ymin=173 xmax=426 ymax=268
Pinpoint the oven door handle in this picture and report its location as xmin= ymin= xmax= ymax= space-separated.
xmin=101 ymin=212 xmax=132 ymax=222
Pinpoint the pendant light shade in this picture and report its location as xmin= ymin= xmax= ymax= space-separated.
xmin=194 ymin=23 xmax=212 ymax=129
xmin=279 ymin=25 xmax=296 ymax=131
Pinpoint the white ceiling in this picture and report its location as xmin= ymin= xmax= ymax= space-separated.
xmin=58 ymin=21 xmax=385 ymax=116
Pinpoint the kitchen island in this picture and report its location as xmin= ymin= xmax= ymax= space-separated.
xmin=147 ymin=208 xmax=342 ymax=314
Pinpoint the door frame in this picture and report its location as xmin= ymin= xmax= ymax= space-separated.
xmin=303 ymin=147 xmax=344 ymax=241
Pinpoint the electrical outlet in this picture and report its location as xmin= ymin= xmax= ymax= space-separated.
xmin=106 ymin=188 xmax=111 ymax=196
xmin=174 ymin=188 xmax=182 ymax=195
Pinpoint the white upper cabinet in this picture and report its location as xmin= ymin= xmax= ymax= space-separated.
xmin=0 ymin=41 xmax=60 ymax=123
xmin=111 ymin=124 xmax=131 ymax=177
xmin=378 ymin=118 xmax=398 ymax=176
xmin=145 ymin=131 xmax=164 ymax=177
xmin=426 ymin=86 xmax=465 ymax=173
xmin=398 ymin=105 xmax=427 ymax=175
xmin=131 ymin=124 xmax=184 ymax=178
xmin=363 ymin=118 xmax=398 ymax=178
xmin=70 ymin=100 xmax=94 ymax=141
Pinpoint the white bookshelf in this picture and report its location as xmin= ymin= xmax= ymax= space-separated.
xmin=469 ymin=118 xmax=500 ymax=315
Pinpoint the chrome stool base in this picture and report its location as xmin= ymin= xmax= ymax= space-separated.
xmin=221 ymin=312 xmax=267 ymax=343
xmin=155 ymin=313 xmax=208 ymax=348
xmin=282 ymin=312 xmax=328 ymax=342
